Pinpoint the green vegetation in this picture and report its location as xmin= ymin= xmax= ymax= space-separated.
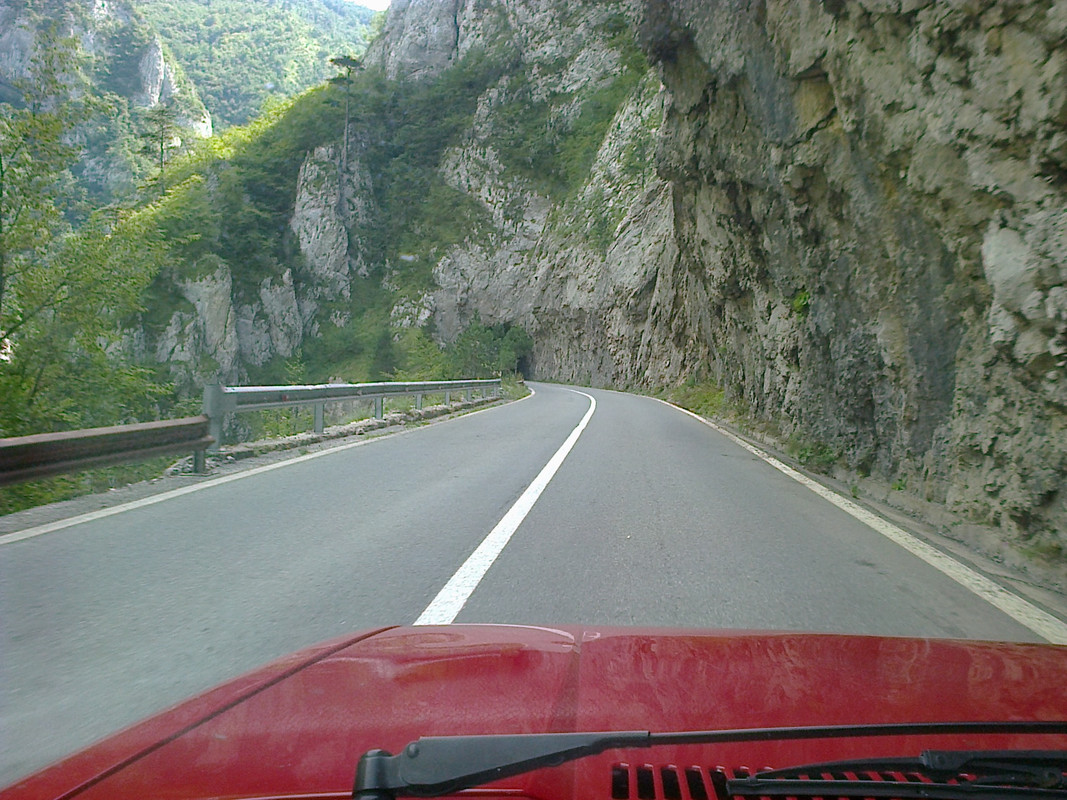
xmin=79 ymin=1 xmax=207 ymax=202
xmin=1022 ymin=540 xmax=1067 ymax=562
xmin=490 ymin=18 xmax=649 ymax=200
xmin=0 ymin=28 xmax=170 ymax=440
xmin=138 ymin=46 xmax=513 ymax=388
xmin=136 ymin=0 xmax=376 ymax=128
xmin=668 ymin=379 xmax=733 ymax=419
xmin=501 ymin=374 xmax=530 ymax=400
xmin=446 ymin=319 xmax=534 ymax=379
xmin=0 ymin=457 xmax=176 ymax=516
xmin=151 ymin=86 xmax=344 ymax=298
xmin=787 ymin=434 xmax=839 ymax=472
xmin=791 ymin=288 xmax=812 ymax=317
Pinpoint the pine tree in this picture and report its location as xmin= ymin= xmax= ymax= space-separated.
xmin=328 ymin=54 xmax=362 ymax=209
xmin=140 ymin=100 xmax=182 ymax=194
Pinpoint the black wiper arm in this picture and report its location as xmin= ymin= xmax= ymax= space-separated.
xmin=354 ymin=731 xmax=649 ymax=798
xmin=352 ymin=721 xmax=1067 ymax=799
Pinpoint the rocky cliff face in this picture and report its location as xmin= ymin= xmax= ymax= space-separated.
xmin=360 ymin=0 xmax=677 ymax=383
xmin=636 ymin=0 xmax=1066 ymax=546
xmin=305 ymin=0 xmax=1064 ymax=545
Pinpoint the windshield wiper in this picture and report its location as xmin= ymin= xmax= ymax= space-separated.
xmin=727 ymin=750 xmax=1067 ymax=800
xmin=352 ymin=721 xmax=1067 ymax=799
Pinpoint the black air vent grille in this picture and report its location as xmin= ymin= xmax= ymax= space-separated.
xmin=608 ymin=763 xmax=985 ymax=800
xmin=611 ymin=763 xmax=729 ymax=800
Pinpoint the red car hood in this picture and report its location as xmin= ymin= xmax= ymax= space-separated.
xmin=5 ymin=625 xmax=1067 ymax=800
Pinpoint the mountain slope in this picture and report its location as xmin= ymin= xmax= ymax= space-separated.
xmin=135 ymin=0 xmax=377 ymax=128
xmin=0 ymin=0 xmax=212 ymax=200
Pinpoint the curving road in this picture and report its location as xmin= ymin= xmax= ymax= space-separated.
xmin=0 ymin=383 xmax=1054 ymax=783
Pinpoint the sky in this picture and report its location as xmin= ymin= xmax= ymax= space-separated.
xmin=353 ymin=0 xmax=391 ymax=9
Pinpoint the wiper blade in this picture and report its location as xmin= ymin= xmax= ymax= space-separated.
xmin=726 ymin=779 xmax=1064 ymax=800
xmin=728 ymin=750 xmax=1067 ymax=800
xmin=351 ymin=721 xmax=1067 ymax=799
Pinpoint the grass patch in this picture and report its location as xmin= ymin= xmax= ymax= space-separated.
xmin=502 ymin=374 xmax=530 ymax=400
xmin=1021 ymin=540 xmax=1067 ymax=562
xmin=667 ymin=380 xmax=732 ymax=418
xmin=787 ymin=433 xmax=839 ymax=472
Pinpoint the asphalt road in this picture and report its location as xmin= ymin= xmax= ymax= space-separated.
xmin=0 ymin=383 xmax=1050 ymax=783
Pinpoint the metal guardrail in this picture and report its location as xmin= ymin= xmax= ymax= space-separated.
xmin=0 ymin=380 xmax=501 ymax=486
xmin=202 ymin=379 xmax=501 ymax=452
xmin=0 ymin=416 xmax=213 ymax=487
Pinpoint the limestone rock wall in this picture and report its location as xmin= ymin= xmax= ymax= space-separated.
xmin=639 ymin=0 xmax=1066 ymax=542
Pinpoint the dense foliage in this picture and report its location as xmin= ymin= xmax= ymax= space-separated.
xmin=136 ymin=0 xmax=377 ymax=128
xmin=0 ymin=27 xmax=169 ymax=439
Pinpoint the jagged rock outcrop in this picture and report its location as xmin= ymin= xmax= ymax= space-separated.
xmin=290 ymin=138 xmax=377 ymax=312
xmin=364 ymin=0 xmax=460 ymax=81
xmin=154 ymin=266 xmax=241 ymax=383
xmin=361 ymin=0 xmax=668 ymax=375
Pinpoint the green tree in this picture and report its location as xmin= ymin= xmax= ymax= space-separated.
xmin=447 ymin=320 xmax=533 ymax=378
xmin=328 ymin=54 xmax=362 ymax=208
xmin=140 ymin=101 xmax=183 ymax=193
xmin=0 ymin=25 xmax=90 ymax=345
xmin=496 ymin=326 xmax=533 ymax=374
xmin=0 ymin=29 xmax=168 ymax=436
xmin=0 ymin=204 xmax=170 ymax=434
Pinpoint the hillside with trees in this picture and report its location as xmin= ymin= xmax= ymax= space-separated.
xmin=135 ymin=0 xmax=379 ymax=128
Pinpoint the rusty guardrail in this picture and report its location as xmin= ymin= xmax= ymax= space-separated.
xmin=0 ymin=379 xmax=502 ymax=486
xmin=0 ymin=416 xmax=213 ymax=487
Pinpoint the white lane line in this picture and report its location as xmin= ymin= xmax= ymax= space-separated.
xmin=415 ymin=390 xmax=596 ymax=625
xmin=660 ymin=400 xmax=1067 ymax=644
xmin=0 ymin=390 xmax=535 ymax=547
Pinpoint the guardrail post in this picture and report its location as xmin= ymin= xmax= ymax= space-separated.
xmin=415 ymin=394 xmax=423 ymax=411
xmin=465 ymin=388 xmax=472 ymax=402
xmin=374 ymin=397 xmax=383 ymax=419
xmin=202 ymin=383 xmax=225 ymax=455
xmin=445 ymin=391 xmax=451 ymax=405
xmin=314 ymin=402 xmax=325 ymax=433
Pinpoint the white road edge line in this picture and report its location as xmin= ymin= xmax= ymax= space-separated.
xmin=0 ymin=388 xmax=536 ymax=547
xmin=415 ymin=389 xmax=596 ymax=625
xmin=659 ymin=399 xmax=1067 ymax=645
